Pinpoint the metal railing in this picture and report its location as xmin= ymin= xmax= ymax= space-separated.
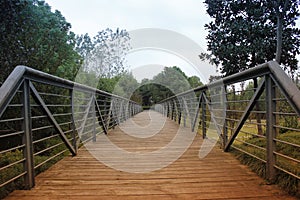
xmin=155 ymin=61 xmax=300 ymax=182
xmin=0 ymin=66 xmax=142 ymax=195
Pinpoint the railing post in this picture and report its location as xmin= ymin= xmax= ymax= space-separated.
xmin=178 ymin=99 xmax=182 ymax=125
xmin=70 ymin=89 xmax=77 ymax=152
xmin=119 ymin=100 xmax=122 ymax=123
xmin=165 ymin=103 xmax=167 ymax=116
xmin=222 ymin=86 xmax=228 ymax=148
xmin=127 ymin=102 xmax=129 ymax=119
xmin=192 ymin=93 xmax=202 ymax=132
xmin=125 ymin=101 xmax=128 ymax=120
xmin=183 ymin=98 xmax=187 ymax=127
xmin=22 ymin=79 xmax=35 ymax=189
xmin=129 ymin=103 xmax=132 ymax=117
xmin=124 ymin=101 xmax=127 ymax=121
xmin=202 ymin=92 xmax=207 ymax=139
xmin=165 ymin=102 xmax=169 ymax=117
xmin=109 ymin=100 xmax=114 ymax=129
xmin=122 ymin=101 xmax=125 ymax=121
xmin=167 ymin=102 xmax=170 ymax=118
xmin=171 ymin=100 xmax=174 ymax=121
xmin=173 ymin=99 xmax=177 ymax=122
xmin=122 ymin=101 xmax=126 ymax=122
xmin=112 ymin=99 xmax=119 ymax=126
xmin=265 ymin=74 xmax=277 ymax=182
xmin=92 ymin=96 xmax=96 ymax=142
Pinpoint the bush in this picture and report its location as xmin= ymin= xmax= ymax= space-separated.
xmin=0 ymin=137 xmax=70 ymax=199
xmin=232 ymin=131 xmax=300 ymax=197
xmin=0 ymin=150 xmax=24 ymax=199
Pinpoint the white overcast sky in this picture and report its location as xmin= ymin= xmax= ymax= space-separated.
xmin=45 ymin=0 xmax=216 ymax=83
xmin=46 ymin=0 xmax=300 ymax=83
xmin=46 ymin=0 xmax=210 ymax=47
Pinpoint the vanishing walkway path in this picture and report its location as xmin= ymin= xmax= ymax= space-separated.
xmin=6 ymin=111 xmax=295 ymax=199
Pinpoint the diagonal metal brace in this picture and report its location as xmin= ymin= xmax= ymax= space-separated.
xmin=191 ymin=92 xmax=204 ymax=132
xmin=94 ymin=96 xmax=108 ymax=134
xmin=29 ymin=82 xmax=76 ymax=156
xmin=224 ymin=78 xmax=265 ymax=152
xmin=203 ymin=93 xmax=224 ymax=143
xmin=78 ymin=95 xmax=93 ymax=136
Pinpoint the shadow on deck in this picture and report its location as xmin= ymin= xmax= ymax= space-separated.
xmin=6 ymin=111 xmax=295 ymax=200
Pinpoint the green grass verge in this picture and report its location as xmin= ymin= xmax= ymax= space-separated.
xmin=231 ymin=131 xmax=300 ymax=197
xmin=0 ymin=138 xmax=69 ymax=199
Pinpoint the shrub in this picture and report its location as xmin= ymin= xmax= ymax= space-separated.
xmin=232 ymin=131 xmax=300 ymax=197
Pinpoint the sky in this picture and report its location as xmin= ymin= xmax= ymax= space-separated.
xmin=46 ymin=0 xmax=216 ymax=83
xmin=46 ymin=0 xmax=300 ymax=83
xmin=46 ymin=0 xmax=210 ymax=48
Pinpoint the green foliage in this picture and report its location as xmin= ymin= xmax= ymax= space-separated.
xmin=133 ymin=66 xmax=194 ymax=106
xmin=0 ymin=0 xmax=81 ymax=82
xmin=34 ymin=143 xmax=68 ymax=175
xmin=0 ymin=137 xmax=70 ymax=199
xmin=278 ymin=132 xmax=300 ymax=146
xmin=233 ymin=131 xmax=300 ymax=196
xmin=137 ymin=83 xmax=174 ymax=106
xmin=97 ymin=76 xmax=121 ymax=93
xmin=202 ymin=0 xmax=300 ymax=76
xmin=113 ymin=72 xmax=139 ymax=98
xmin=0 ymin=150 xmax=24 ymax=199
xmin=235 ymin=151 xmax=266 ymax=177
xmin=277 ymin=100 xmax=300 ymax=134
xmin=134 ymin=66 xmax=203 ymax=106
xmin=188 ymin=76 xmax=203 ymax=88
xmin=152 ymin=66 xmax=195 ymax=94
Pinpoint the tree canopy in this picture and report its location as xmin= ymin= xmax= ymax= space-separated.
xmin=0 ymin=0 xmax=203 ymax=106
xmin=202 ymin=0 xmax=300 ymax=76
xmin=0 ymin=0 xmax=80 ymax=82
xmin=134 ymin=66 xmax=203 ymax=106
xmin=76 ymin=28 xmax=131 ymax=78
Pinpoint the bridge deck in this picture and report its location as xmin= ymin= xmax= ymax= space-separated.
xmin=6 ymin=111 xmax=295 ymax=199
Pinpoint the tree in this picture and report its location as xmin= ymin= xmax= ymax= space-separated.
xmin=202 ymin=0 xmax=300 ymax=76
xmin=0 ymin=0 xmax=80 ymax=82
xmin=152 ymin=66 xmax=191 ymax=94
xmin=113 ymin=72 xmax=139 ymax=98
xmin=188 ymin=76 xmax=203 ymax=88
xmin=76 ymin=28 xmax=131 ymax=78
xmin=75 ymin=33 xmax=95 ymax=59
xmin=133 ymin=67 xmax=201 ymax=107
xmin=209 ymin=75 xmax=222 ymax=83
xmin=202 ymin=0 xmax=300 ymax=135
xmin=136 ymin=83 xmax=174 ymax=107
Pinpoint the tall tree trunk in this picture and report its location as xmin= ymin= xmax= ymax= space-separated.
xmin=275 ymin=14 xmax=283 ymax=63
xmin=275 ymin=0 xmax=289 ymax=63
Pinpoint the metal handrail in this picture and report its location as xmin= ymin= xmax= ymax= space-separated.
xmin=155 ymin=61 xmax=300 ymax=182
xmin=0 ymin=66 xmax=142 ymax=194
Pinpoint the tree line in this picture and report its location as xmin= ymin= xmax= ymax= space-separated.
xmin=201 ymin=0 xmax=299 ymax=77
xmin=1 ymin=0 xmax=299 ymax=86
xmin=0 ymin=0 xmax=131 ymax=87
xmin=113 ymin=66 xmax=203 ymax=107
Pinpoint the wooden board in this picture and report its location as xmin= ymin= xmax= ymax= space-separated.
xmin=6 ymin=111 xmax=295 ymax=199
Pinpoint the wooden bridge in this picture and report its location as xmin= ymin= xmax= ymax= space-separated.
xmin=1 ymin=62 xmax=300 ymax=199
xmin=5 ymin=111 xmax=295 ymax=199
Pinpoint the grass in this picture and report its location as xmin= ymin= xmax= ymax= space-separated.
xmin=193 ymin=115 xmax=300 ymax=197
xmin=0 ymin=150 xmax=24 ymax=199
xmin=231 ymin=129 xmax=300 ymax=197
xmin=0 ymin=138 xmax=70 ymax=199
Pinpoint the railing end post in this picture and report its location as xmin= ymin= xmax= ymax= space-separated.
xmin=265 ymin=74 xmax=277 ymax=183
xmin=22 ymin=79 xmax=35 ymax=189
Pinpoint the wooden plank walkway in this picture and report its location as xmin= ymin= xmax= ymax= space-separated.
xmin=6 ymin=111 xmax=295 ymax=200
